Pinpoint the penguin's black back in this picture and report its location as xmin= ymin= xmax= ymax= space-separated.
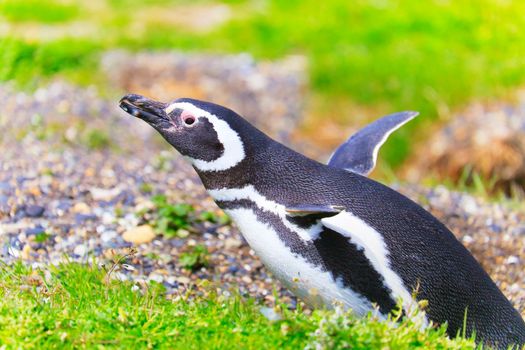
xmin=339 ymin=173 xmax=525 ymax=347
xmin=197 ymin=139 xmax=525 ymax=348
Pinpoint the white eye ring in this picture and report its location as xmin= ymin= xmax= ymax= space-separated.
xmin=182 ymin=114 xmax=197 ymax=127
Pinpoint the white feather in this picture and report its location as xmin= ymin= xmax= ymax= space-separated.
xmin=226 ymin=207 xmax=379 ymax=316
xmin=322 ymin=211 xmax=426 ymax=321
xmin=369 ymin=116 xmax=415 ymax=172
xmin=208 ymin=185 xmax=322 ymax=241
xmin=165 ymin=102 xmax=245 ymax=172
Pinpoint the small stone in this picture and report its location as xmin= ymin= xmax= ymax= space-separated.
xmin=100 ymin=230 xmax=118 ymax=242
xmin=177 ymin=229 xmax=190 ymax=238
xmin=101 ymin=212 xmax=116 ymax=224
xmin=27 ymin=187 xmax=42 ymax=197
xmin=462 ymin=235 xmax=474 ymax=244
xmin=73 ymin=202 xmax=90 ymax=214
xmin=90 ymin=187 xmax=122 ymax=201
xmin=119 ymin=213 xmax=140 ymax=229
xmin=489 ymin=224 xmax=502 ymax=233
xmin=170 ymin=239 xmax=185 ymax=248
xmin=461 ymin=197 xmax=478 ymax=215
xmin=26 ymin=225 xmax=46 ymax=236
xmin=56 ymin=201 xmax=71 ymax=215
xmin=26 ymin=205 xmax=45 ymax=218
xmin=148 ymin=274 xmax=164 ymax=283
xmin=228 ymin=265 xmax=239 ymax=273
xmin=8 ymin=246 xmax=20 ymax=258
xmin=165 ymin=276 xmax=178 ymax=286
xmin=122 ymin=225 xmax=156 ymax=244
xmin=134 ymin=200 xmax=155 ymax=213
xmin=176 ymin=276 xmax=191 ymax=285
xmin=260 ymin=307 xmax=282 ymax=321
xmin=511 ymin=226 xmax=525 ymax=235
xmin=75 ymin=214 xmax=97 ymax=223
xmin=73 ymin=245 xmax=88 ymax=257
xmin=224 ymin=238 xmax=242 ymax=249
xmin=0 ymin=182 xmax=12 ymax=193
xmin=21 ymin=244 xmax=31 ymax=260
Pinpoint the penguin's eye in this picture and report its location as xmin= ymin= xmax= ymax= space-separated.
xmin=182 ymin=115 xmax=196 ymax=126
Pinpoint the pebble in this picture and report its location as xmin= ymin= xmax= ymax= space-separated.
xmin=148 ymin=274 xmax=164 ymax=283
xmin=100 ymin=230 xmax=118 ymax=243
xmin=228 ymin=265 xmax=239 ymax=274
xmin=165 ymin=276 xmax=178 ymax=286
xmin=260 ymin=307 xmax=282 ymax=321
xmin=21 ymin=244 xmax=31 ymax=260
xmin=224 ymin=237 xmax=243 ymax=249
xmin=56 ymin=201 xmax=71 ymax=214
xmin=0 ymin=182 xmax=12 ymax=192
xmin=176 ymin=276 xmax=191 ymax=285
xmin=25 ymin=205 xmax=45 ymax=218
xmin=26 ymin=226 xmax=46 ymax=236
xmin=75 ymin=214 xmax=97 ymax=223
xmin=90 ymin=187 xmax=122 ymax=201
xmin=73 ymin=202 xmax=91 ymax=214
xmin=73 ymin=245 xmax=88 ymax=257
xmin=122 ymin=225 xmax=156 ymax=244
xmin=7 ymin=246 xmax=21 ymax=258
xmin=101 ymin=212 xmax=116 ymax=225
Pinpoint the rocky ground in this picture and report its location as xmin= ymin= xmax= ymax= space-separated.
xmin=0 ymin=55 xmax=524 ymax=317
xmin=404 ymin=92 xmax=525 ymax=195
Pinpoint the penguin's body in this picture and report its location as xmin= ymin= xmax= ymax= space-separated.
xmin=120 ymin=95 xmax=525 ymax=349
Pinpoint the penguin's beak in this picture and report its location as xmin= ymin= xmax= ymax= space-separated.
xmin=119 ymin=94 xmax=169 ymax=125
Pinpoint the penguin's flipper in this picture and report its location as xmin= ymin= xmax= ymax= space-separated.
xmin=285 ymin=204 xmax=344 ymax=217
xmin=327 ymin=111 xmax=419 ymax=176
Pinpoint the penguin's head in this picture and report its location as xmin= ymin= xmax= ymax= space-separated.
xmin=119 ymin=94 xmax=262 ymax=173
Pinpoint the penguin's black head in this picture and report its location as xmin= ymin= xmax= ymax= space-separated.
xmin=119 ymin=94 xmax=261 ymax=173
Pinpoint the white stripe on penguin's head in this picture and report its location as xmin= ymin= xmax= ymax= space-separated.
xmin=165 ymin=102 xmax=245 ymax=172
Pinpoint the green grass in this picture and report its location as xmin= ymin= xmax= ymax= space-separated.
xmin=0 ymin=0 xmax=78 ymax=23
xmin=0 ymin=37 xmax=101 ymax=85
xmin=2 ymin=0 xmax=525 ymax=167
xmin=83 ymin=128 xmax=112 ymax=150
xmin=0 ymin=262 xmax=478 ymax=349
xmin=148 ymin=195 xmax=230 ymax=238
xmin=208 ymin=0 xmax=525 ymax=165
xmin=179 ymin=244 xmax=210 ymax=271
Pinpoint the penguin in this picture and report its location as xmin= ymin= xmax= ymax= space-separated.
xmin=119 ymin=94 xmax=525 ymax=349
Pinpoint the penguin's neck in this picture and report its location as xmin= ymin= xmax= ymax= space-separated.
xmin=194 ymin=132 xmax=313 ymax=192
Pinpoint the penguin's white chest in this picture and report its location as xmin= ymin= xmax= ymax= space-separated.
xmin=225 ymin=207 xmax=376 ymax=317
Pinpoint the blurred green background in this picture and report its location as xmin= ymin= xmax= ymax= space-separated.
xmin=1 ymin=0 xmax=525 ymax=168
